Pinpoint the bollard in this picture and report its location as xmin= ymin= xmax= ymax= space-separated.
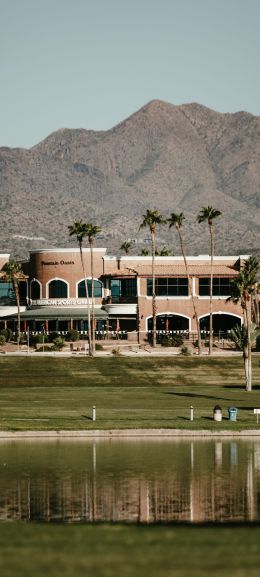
xmin=190 ymin=405 xmax=194 ymax=421
xmin=92 ymin=405 xmax=96 ymax=422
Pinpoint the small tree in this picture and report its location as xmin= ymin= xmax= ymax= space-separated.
xmin=155 ymin=246 xmax=172 ymax=256
xmin=197 ymin=206 xmax=222 ymax=355
xmin=85 ymin=224 xmax=102 ymax=356
xmin=120 ymin=241 xmax=133 ymax=254
xmin=1 ymin=260 xmax=27 ymax=350
xmin=228 ymin=256 xmax=259 ymax=391
xmin=68 ymin=221 xmax=92 ymax=356
xmin=140 ymin=210 xmax=166 ymax=347
xmin=168 ymin=212 xmax=201 ymax=354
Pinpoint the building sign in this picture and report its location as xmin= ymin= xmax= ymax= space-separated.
xmin=41 ymin=260 xmax=75 ymax=266
xmin=31 ymin=298 xmax=90 ymax=306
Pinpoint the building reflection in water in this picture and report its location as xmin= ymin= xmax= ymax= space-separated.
xmin=0 ymin=439 xmax=259 ymax=524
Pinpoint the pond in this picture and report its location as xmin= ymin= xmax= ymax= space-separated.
xmin=0 ymin=439 xmax=259 ymax=523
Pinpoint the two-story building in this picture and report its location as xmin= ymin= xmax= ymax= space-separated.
xmin=0 ymin=248 xmax=247 ymax=342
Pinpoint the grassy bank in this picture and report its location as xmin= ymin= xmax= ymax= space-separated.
xmin=0 ymin=356 xmax=259 ymax=431
xmin=0 ymin=523 xmax=260 ymax=577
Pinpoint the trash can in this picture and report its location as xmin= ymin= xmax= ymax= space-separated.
xmin=228 ymin=407 xmax=238 ymax=421
xmin=213 ymin=405 xmax=222 ymax=422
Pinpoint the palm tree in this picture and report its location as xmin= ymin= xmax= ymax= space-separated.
xmin=120 ymin=241 xmax=133 ymax=254
xmin=227 ymin=256 xmax=259 ymax=391
xmin=85 ymin=224 xmax=102 ymax=356
xmin=168 ymin=212 xmax=202 ymax=354
xmin=1 ymin=260 xmax=27 ymax=350
xmin=68 ymin=220 xmax=92 ymax=356
xmin=197 ymin=206 xmax=222 ymax=354
xmin=140 ymin=209 xmax=166 ymax=347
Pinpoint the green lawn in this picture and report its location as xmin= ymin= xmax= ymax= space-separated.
xmin=0 ymin=356 xmax=259 ymax=430
xmin=0 ymin=523 xmax=260 ymax=577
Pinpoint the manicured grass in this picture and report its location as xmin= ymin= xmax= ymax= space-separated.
xmin=0 ymin=356 xmax=259 ymax=430
xmin=0 ymin=523 xmax=260 ymax=577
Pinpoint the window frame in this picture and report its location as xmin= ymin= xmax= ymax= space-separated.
xmin=146 ymin=277 xmax=189 ymax=297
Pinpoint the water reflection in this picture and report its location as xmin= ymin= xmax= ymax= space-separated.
xmin=0 ymin=439 xmax=259 ymax=524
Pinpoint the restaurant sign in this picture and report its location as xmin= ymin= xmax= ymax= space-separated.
xmin=31 ymin=298 xmax=90 ymax=306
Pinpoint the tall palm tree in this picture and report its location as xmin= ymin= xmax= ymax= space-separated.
xmin=68 ymin=220 xmax=92 ymax=356
xmin=85 ymin=224 xmax=102 ymax=356
xmin=168 ymin=212 xmax=202 ymax=354
xmin=227 ymin=256 xmax=259 ymax=391
xmin=140 ymin=209 xmax=166 ymax=347
xmin=1 ymin=260 xmax=27 ymax=350
xmin=197 ymin=206 xmax=222 ymax=354
xmin=120 ymin=241 xmax=133 ymax=254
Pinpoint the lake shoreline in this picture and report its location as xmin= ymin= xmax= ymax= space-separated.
xmin=1 ymin=428 xmax=260 ymax=439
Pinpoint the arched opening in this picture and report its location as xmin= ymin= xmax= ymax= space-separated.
xmin=30 ymin=279 xmax=41 ymax=300
xmin=147 ymin=314 xmax=189 ymax=332
xmin=77 ymin=279 xmax=103 ymax=298
xmin=199 ymin=313 xmax=242 ymax=335
xmin=48 ymin=280 xmax=68 ymax=299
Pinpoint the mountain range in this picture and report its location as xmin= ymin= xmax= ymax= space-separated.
xmin=0 ymin=99 xmax=259 ymax=260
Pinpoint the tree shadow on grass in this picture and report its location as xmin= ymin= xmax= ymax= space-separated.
xmin=236 ymin=406 xmax=256 ymax=411
xmin=201 ymin=416 xmax=229 ymax=421
xmin=164 ymin=392 xmax=233 ymax=401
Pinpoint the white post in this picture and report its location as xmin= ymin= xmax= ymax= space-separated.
xmin=190 ymin=405 xmax=194 ymax=421
xmin=92 ymin=405 xmax=96 ymax=422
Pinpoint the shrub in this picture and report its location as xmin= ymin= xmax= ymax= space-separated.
xmin=32 ymin=333 xmax=49 ymax=345
xmin=180 ymin=345 xmax=190 ymax=356
xmin=111 ymin=347 xmax=121 ymax=356
xmin=36 ymin=345 xmax=52 ymax=352
xmin=171 ymin=334 xmax=184 ymax=347
xmin=0 ymin=328 xmax=13 ymax=342
xmin=161 ymin=334 xmax=184 ymax=347
xmin=48 ymin=332 xmax=60 ymax=343
xmin=52 ymin=337 xmax=65 ymax=351
xmin=161 ymin=336 xmax=172 ymax=347
xmin=95 ymin=343 xmax=103 ymax=351
xmin=65 ymin=329 xmax=79 ymax=342
xmin=0 ymin=335 xmax=6 ymax=345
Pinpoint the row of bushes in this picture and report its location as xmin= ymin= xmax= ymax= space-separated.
xmin=0 ymin=328 xmax=81 ymax=345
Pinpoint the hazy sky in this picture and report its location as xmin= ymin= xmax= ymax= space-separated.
xmin=1 ymin=0 xmax=259 ymax=148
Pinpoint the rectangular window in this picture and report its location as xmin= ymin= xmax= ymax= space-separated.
xmin=146 ymin=278 xmax=188 ymax=296
xmin=110 ymin=278 xmax=137 ymax=298
xmin=199 ymin=277 xmax=234 ymax=297
xmin=0 ymin=282 xmax=16 ymax=304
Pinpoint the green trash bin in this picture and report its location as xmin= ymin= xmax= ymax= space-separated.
xmin=228 ymin=407 xmax=238 ymax=421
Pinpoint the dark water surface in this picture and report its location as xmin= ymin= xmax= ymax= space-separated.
xmin=0 ymin=439 xmax=259 ymax=523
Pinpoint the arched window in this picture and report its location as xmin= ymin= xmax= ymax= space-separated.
xmin=48 ymin=280 xmax=68 ymax=298
xmin=77 ymin=279 xmax=102 ymax=298
xmin=199 ymin=313 xmax=242 ymax=334
xmin=147 ymin=314 xmax=189 ymax=332
xmin=31 ymin=280 xmax=41 ymax=300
